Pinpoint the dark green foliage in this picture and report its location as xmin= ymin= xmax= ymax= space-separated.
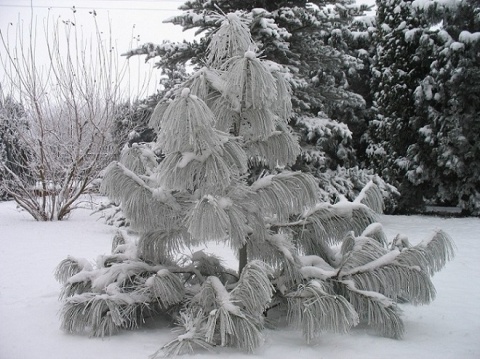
xmin=408 ymin=0 xmax=480 ymax=214
xmin=367 ymin=0 xmax=433 ymax=212
xmin=367 ymin=0 xmax=480 ymax=214
xmin=0 ymin=96 xmax=30 ymax=201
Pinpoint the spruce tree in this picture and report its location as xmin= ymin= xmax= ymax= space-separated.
xmin=56 ymin=13 xmax=455 ymax=357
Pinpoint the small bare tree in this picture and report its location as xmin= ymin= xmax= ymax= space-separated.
xmin=0 ymin=11 xmax=127 ymax=220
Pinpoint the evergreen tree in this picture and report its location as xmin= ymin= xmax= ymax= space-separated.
xmin=0 ymin=95 xmax=30 ymax=201
xmin=56 ymin=14 xmax=454 ymax=357
xmin=408 ymin=0 xmax=480 ymax=214
xmin=122 ymin=0 xmax=393 ymax=203
xmin=368 ymin=0 xmax=480 ymax=213
xmin=367 ymin=0 xmax=432 ymax=211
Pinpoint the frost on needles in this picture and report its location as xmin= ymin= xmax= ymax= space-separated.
xmin=55 ymin=11 xmax=456 ymax=357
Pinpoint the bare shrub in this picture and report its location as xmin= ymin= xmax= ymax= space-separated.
xmin=0 ymin=12 xmax=127 ymax=220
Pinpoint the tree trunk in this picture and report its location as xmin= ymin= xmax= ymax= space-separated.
xmin=238 ymin=243 xmax=248 ymax=276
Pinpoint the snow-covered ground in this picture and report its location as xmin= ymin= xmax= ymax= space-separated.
xmin=0 ymin=199 xmax=479 ymax=359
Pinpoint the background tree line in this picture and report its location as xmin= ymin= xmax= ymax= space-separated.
xmin=1 ymin=0 xmax=479 ymax=216
xmin=119 ymin=0 xmax=480 ymax=215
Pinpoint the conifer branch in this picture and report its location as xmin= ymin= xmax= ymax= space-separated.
xmin=339 ymin=280 xmax=405 ymax=339
xmin=155 ymin=310 xmax=213 ymax=358
xmin=207 ymin=13 xmax=256 ymax=68
xmin=250 ymin=171 xmax=318 ymax=222
xmin=137 ymin=229 xmax=189 ymax=265
xmin=54 ymin=256 xmax=93 ymax=284
xmin=230 ymin=261 xmax=274 ymax=316
xmin=394 ymin=229 xmax=456 ymax=276
xmin=286 ymin=280 xmax=359 ymax=343
xmin=353 ymin=181 xmax=385 ymax=213
xmin=144 ymin=269 xmax=185 ymax=309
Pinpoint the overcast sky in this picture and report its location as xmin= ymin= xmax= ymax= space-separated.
xmin=0 ymin=0 xmax=197 ymax=98
xmin=0 ymin=0 xmax=376 ymax=99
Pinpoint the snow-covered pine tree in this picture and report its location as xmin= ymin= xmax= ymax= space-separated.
xmin=122 ymin=1 xmax=395 ymax=204
xmin=56 ymin=13 xmax=455 ymax=357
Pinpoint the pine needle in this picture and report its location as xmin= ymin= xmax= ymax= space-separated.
xmin=286 ymin=280 xmax=359 ymax=343
xmin=361 ymin=223 xmax=388 ymax=246
xmin=300 ymin=203 xmax=352 ymax=246
xmin=271 ymin=71 xmax=293 ymax=121
xmin=339 ymin=280 xmax=405 ymax=339
xmin=339 ymin=236 xmax=388 ymax=272
xmin=221 ymin=54 xmax=278 ymax=114
xmin=354 ymin=181 xmax=385 ymax=214
xmin=137 ymin=229 xmax=189 ymax=265
xmin=221 ymin=136 xmax=249 ymax=174
xmin=60 ymin=279 xmax=92 ymax=300
xmin=245 ymin=125 xmax=300 ymax=168
xmin=145 ymin=269 xmax=185 ymax=309
xmin=90 ymin=261 xmax=157 ymax=292
xmin=187 ymin=195 xmax=230 ymax=242
xmin=340 ymin=231 xmax=356 ymax=256
xmin=230 ymin=260 xmax=274 ymax=316
xmin=111 ymin=230 xmax=127 ymax=254
xmin=394 ymin=229 xmax=456 ymax=276
xmin=184 ymin=67 xmax=220 ymax=101
xmin=294 ymin=222 xmax=341 ymax=266
xmin=148 ymin=100 xmax=169 ymax=133
xmin=249 ymin=232 xmax=303 ymax=285
xmin=122 ymin=186 xmax=182 ymax=232
xmin=336 ymin=202 xmax=380 ymax=235
xmin=417 ymin=229 xmax=456 ymax=274
xmin=157 ymin=90 xmax=222 ymax=155
xmin=54 ymin=256 xmax=92 ymax=284
xmin=224 ymin=203 xmax=249 ymax=250
xmin=119 ymin=145 xmax=157 ymax=175
xmin=205 ymin=306 xmax=263 ymax=352
xmin=158 ymin=148 xmax=243 ymax=194
xmin=238 ymin=107 xmax=277 ymax=141
xmin=189 ymin=275 xmax=264 ymax=351
xmin=101 ymin=161 xmax=144 ymax=204
xmin=155 ymin=310 xmax=213 ymax=358
xmin=61 ymin=292 xmax=149 ymax=337
xmin=297 ymin=201 xmax=378 ymax=265
xmin=207 ymin=13 xmax=256 ymax=68
xmin=347 ymin=263 xmax=436 ymax=305
xmin=251 ymin=171 xmax=318 ymax=222
xmin=191 ymin=250 xmax=230 ymax=281
xmin=210 ymin=94 xmax=239 ymax=132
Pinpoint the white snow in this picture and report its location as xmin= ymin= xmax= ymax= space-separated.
xmin=0 ymin=199 xmax=479 ymax=358
xmin=342 ymin=250 xmax=401 ymax=275
xmin=217 ymin=196 xmax=233 ymax=209
xmin=361 ymin=222 xmax=385 ymax=238
xmin=459 ymin=31 xmax=480 ymax=44
xmin=251 ymin=174 xmax=275 ymax=191
xmin=412 ymin=0 xmax=460 ymax=10
xmin=450 ymin=42 xmax=465 ymax=51
xmin=405 ymin=28 xmax=422 ymax=42
xmin=177 ymin=149 xmax=212 ymax=168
